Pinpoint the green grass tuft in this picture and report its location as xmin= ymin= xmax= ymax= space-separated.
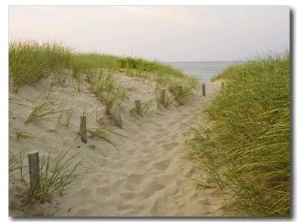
xmin=9 ymin=148 xmax=85 ymax=214
xmin=11 ymin=127 xmax=32 ymax=140
xmin=9 ymin=40 xmax=73 ymax=91
xmin=25 ymin=102 xmax=54 ymax=124
xmin=186 ymin=50 xmax=290 ymax=216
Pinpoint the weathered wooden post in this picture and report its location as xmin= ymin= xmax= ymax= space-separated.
xmin=80 ymin=116 xmax=87 ymax=143
xmin=114 ymin=101 xmax=122 ymax=128
xmin=202 ymin=83 xmax=206 ymax=96
xmin=178 ymin=85 xmax=183 ymax=95
xmin=135 ymin=99 xmax=142 ymax=117
xmin=28 ymin=151 xmax=40 ymax=193
xmin=222 ymin=82 xmax=225 ymax=89
xmin=160 ymin=88 xmax=166 ymax=106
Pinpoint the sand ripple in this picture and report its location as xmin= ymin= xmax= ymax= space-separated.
xmin=9 ymin=73 xmax=227 ymax=217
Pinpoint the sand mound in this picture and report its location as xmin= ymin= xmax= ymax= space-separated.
xmin=9 ymin=70 xmax=228 ymax=217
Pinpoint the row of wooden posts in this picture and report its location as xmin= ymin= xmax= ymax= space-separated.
xmin=27 ymin=82 xmax=225 ymax=192
xmin=27 ymin=99 xmax=143 ymax=191
xmin=34 ymin=83 xmax=217 ymax=154
xmin=80 ymin=83 xmax=211 ymax=143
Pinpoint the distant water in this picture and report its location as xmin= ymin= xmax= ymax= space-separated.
xmin=164 ymin=61 xmax=239 ymax=82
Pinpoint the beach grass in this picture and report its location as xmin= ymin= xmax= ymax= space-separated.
xmin=186 ymin=51 xmax=290 ymax=216
xmin=156 ymin=87 xmax=173 ymax=109
xmin=9 ymin=40 xmax=73 ymax=91
xmin=9 ymin=149 xmax=27 ymax=174
xmin=33 ymin=150 xmax=84 ymax=199
xmin=11 ymin=127 xmax=32 ymax=140
xmin=88 ymin=126 xmax=111 ymax=143
xmin=25 ymin=101 xmax=54 ymax=124
xmin=9 ymin=148 xmax=85 ymax=206
xmin=9 ymin=40 xmax=197 ymax=110
xmin=130 ymin=99 xmax=155 ymax=117
xmin=58 ymin=99 xmax=75 ymax=126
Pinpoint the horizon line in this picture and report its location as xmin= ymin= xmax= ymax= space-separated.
xmin=161 ymin=60 xmax=245 ymax=63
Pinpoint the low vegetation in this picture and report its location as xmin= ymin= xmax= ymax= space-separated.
xmin=9 ymin=40 xmax=198 ymax=215
xmin=9 ymin=40 xmax=198 ymax=106
xmin=187 ymin=51 xmax=290 ymax=216
xmin=9 ymin=40 xmax=73 ymax=91
xmin=25 ymin=101 xmax=54 ymax=124
xmin=10 ymin=127 xmax=32 ymax=140
xmin=9 ymin=149 xmax=84 ymax=211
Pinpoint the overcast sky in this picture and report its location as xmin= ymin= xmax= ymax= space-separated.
xmin=9 ymin=5 xmax=289 ymax=62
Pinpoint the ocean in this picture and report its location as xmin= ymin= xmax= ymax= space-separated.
xmin=164 ymin=61 xmax=239 ymax=82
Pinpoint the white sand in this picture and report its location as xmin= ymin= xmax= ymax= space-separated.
xmin=9 ymin=70 xmax=229 ymax=217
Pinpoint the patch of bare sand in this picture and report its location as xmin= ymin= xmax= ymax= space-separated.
xmin=9 ymin=71 xmax=229 ymax=217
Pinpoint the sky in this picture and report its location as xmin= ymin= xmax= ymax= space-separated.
xmin=8 ymin=5 xmax=289 ymax=62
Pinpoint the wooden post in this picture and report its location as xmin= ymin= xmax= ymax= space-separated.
xmin=114 ymin=102 xmax=122 ymax=128
xmin=222 ymin=82 xmax=225 ymax=89
xmin=135 ymin=99 xmax=142 ymax=117
xmin=202 ymin=83 xmax=206 ymax=96
xmin=160 ymin=88 xmax=166 ymax=105
xmin=80 ymin=116 xmax=87 ymax=143
xmin=28 ymin=151 xmax=40 ymax=192
xmin=178 ymin=85 xmax=183 ymax=95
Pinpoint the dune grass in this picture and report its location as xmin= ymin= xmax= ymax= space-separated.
xmin=9 ymin=148 xmax=85 ymax=206
xmin=9 ymin=40 xmax=73 ymax=91
xmin=34 ymin=150 xmax=84 ymax=199
xmin=25 ymin=101 xmax=54 ymax=124
xmin=130 ymin=99 xmax=155 ymax=117
xmin=58 ymin=99 xmax=75 ymax=126
xmin=9 ymin=40 xmax=198 ymax=106
xmin=11 ymin=127 xmax=32 ymax=140
xmin=9 ymin=149 xmax=27 ymax=175
xmin=186 ymin=51 xmax=290 ymax=216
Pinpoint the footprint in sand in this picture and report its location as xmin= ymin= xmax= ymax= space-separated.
xmin=152 ymin=160 xmax=169 ymax=171
xmin=138 ymin=181 xmax=165 ymax=199
xmin=152 ymin=174 xmax=174 ymax=186
xmin=123 ymin=174 xmax=146 ymax=190
xmin=129 ymin=159 xmax=154 ymax=171
xmin=150 ymin=195 xmax=180 ymax=216
xmin=95 ymin=186 xmax=111 ymax=199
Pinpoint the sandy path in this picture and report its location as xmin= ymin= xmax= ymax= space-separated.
xmin=9 ymin=71 xmax=227 ymax=217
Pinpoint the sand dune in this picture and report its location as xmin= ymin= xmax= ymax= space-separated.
xmin=9 ymin=70 xmax=228 ymax=217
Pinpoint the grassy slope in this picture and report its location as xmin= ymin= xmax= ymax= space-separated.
xmin=9 ymin=40 xmax=198 ymax=105
xmin=187 ymin=51 xmax=290 ymax=216
xmin=9 ymin=41 xmax=196 ymax=87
